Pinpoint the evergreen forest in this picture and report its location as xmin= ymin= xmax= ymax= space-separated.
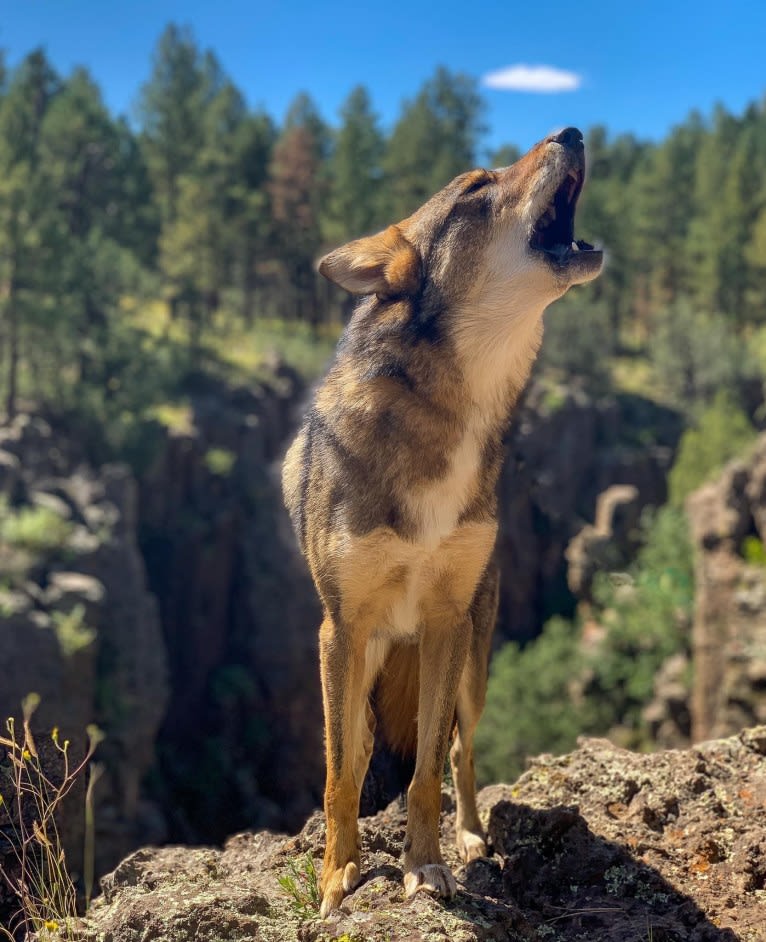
xmin=2 ymin=24 xmax=766 ymax=787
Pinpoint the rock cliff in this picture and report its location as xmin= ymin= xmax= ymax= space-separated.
xmin=1 ymin=375 xmax=684 ymax=893
xmin=686 ymin=437 xmax=766 ymax=743
xmin=496 ymin=383 xmax=680 ymax=641
xmin=84 ymin=728 xmax=766 ymax=942
xmin=0 ymin=414 xmax=167 ymax=881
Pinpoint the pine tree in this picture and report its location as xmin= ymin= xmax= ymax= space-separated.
xmin=229 ymin=111 xmax=276 ymax=321
xmin=0 ymin=50 xmax=60 ymax=416
xmin=324 ymin=86 xmax=384 ymax=243
xmin=136 ymin=25 xmax=211 ymax=228
xmin=268 ymin=94 xmax=328 ymax=323
xmin=382 ymin=67 xmax=485 ymax=221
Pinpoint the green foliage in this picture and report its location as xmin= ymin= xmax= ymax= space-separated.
xmin=51 ymin=604 xmax=97 ymax=658
xmin=277 ymin=853 xmax=320 ymax=919
xmin=668 ymin=391 xmax=756 ymax=504
xmin=587 ymin=506 xmax=694 ymax=734
xmin=538 ymin=292 xmax=615 ymax=391
xmin=648 ymin=300 xmax=755 ymax=413
xmin=0 ymin=503 xmax=72 ymax=554
xmin=2 ymin=31 xmax=766 ymax=418
xmin=741 ymin=535 xmax=766 ymax=566
xmin=324 ymin=86 xmax=385 ymax=242
xmin=475 ymin=617 xmax=588 ymax=784
xmin=204 ymin=447 xmax=236 ymax=477
xmin=477 ymin=506 xmax=694 ymax=783
xmin=381 ymin=67 xmax=485 ymax=220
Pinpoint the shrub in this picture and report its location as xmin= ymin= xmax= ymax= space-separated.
xmin=204 ymin=447 xmax=236 ymax=477
xmin=586 ymin=505 xmax=694 ymax=735
xmin=277 ymin=852 xmax=320 ymax=919
xmin=51 ymin=605 xmax=97 ymax=658
xmin=0 ymin=504 xmax=73 ymax=555
xmin=538 ymin=293 xmax=614 ymax=392
xmin=648 ymin=299 xmax=755 ymax=413
xmin=476 ymin=505 xmax=694 ymax=783
xmin=741 ymin=535 xmax=766 ymax=566
xmin=475 ymin=617 xmax=589 ymax=785
xmin=668 ymin=391 xmax=756 ymax=504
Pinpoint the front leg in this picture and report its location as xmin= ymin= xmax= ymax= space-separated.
xmin=318 ymin=617 xmax=374 ymax=917
xmin=403 ymin=615 xmax=470 ymax=900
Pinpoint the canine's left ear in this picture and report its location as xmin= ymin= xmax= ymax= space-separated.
xmin=318 ymin=225 xmax=421 ymax=298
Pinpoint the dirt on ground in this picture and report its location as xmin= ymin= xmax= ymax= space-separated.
xmin=84 ymin=728 xmax=766 ymax=942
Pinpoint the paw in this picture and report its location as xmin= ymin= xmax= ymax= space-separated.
xmin=403 ymin=863 xmax=457 ymax=900
xmin=456 ymin=828 xmax=487 ymax=863
xmin=319 ymin=861 xmax=360 ymax=918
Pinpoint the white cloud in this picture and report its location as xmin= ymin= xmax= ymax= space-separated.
xmin=482 ymin=64 xmax=582 ymax=93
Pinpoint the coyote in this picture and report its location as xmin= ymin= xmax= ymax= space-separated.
xmin=283 ymin=127 xmax=603 ymax=916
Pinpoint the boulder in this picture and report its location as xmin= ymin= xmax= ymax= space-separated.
xmin=84 ymin=729 xmax=766 ymax=942
xmin=565 ymin=484 xmax=641 ymax=598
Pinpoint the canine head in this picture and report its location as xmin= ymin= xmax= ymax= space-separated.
xmin=319 ymin=127 xmax=603 ymax=407
xmin=320 ymin=126 xmax=602 ymax=303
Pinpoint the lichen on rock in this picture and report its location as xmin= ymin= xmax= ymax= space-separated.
xmin=84 ymin=729 xmax=765 ymax=941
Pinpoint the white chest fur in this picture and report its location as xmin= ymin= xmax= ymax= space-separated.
xmin=404 ymin=422 xmax=483 ymax=549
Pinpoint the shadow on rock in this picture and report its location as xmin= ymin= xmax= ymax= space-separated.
xmin=461 ymin=801 xmax=740 ymax=942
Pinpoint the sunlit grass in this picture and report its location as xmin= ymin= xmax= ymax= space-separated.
xmin=122 ymin=298 xmax=338 ymax=382
xmin=0 ymin=500 xmax=73 ymax=556
xmin=610 ymin=356 xmax=659 ymax=400
xmin=204 ymin=447 xmax=236 ymax=477
xmin=145 ymin=401 xmax=195 ymax=434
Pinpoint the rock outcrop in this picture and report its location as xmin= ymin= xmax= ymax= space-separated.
xmin=642 ymin=651 xmax=693 ymax=748
xmin=84 ymin=728 xmax=766 ymax=942
xmin=496 ymin=383 xmax=680 ymax=641
xmin=0 ymin=415 xmax=167 ymax=880
xmin=687 ymin=436 xmax=766 ymax=742
xmin=135 ymin=367 xmax=323 ymax=843
xmin=565 ymin=483 xmax=642 ymax=599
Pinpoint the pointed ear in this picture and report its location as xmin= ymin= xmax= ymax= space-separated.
xmin=318 ymin=225 xmax=421 ymax=298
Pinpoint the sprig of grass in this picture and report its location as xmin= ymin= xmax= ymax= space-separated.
xmin=0 ymin=694 xmax=103 ymax=940
xmin=277 ymin=852 xmax=320 ymax=919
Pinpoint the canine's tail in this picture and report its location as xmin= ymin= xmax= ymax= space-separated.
xmin=375 ymin=642 xmax=420 ymax=758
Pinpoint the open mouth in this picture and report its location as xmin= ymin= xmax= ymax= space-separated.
xmin=529 ymin=168 xmax=598 ymax=262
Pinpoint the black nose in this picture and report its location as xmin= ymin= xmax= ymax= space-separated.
xmin=549 ymin=126 xmax=583 ymax=149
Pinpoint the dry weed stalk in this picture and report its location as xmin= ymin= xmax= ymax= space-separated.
xmin=0 ymin=694 xmax=102 ymax=940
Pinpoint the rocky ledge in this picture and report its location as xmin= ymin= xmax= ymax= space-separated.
xmin=85 ymin=729 xmax=766 ymax=942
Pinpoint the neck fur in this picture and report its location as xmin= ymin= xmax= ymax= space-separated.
xmin=453 ymin=291 xmax=546 ymax=425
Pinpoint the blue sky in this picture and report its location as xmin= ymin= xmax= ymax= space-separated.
xmin=2 ymin=0 xmax=765 ymax=155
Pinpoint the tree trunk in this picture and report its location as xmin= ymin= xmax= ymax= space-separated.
xmin=5 ymin=260 xmax=19 ymax=420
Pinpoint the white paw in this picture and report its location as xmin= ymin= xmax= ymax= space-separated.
xmin=457 ymin=828 xmax=487 ymax=863
xmin=403 ymin=863 xmax=457 ymax=900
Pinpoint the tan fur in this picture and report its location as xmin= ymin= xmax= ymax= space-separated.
xmin=282 ymin=128 xmax=602 ymax=916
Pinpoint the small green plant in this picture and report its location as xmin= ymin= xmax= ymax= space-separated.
xmin=277 ymin=852 xmax=321 ymax=919
xmin=203 ymin=447 xmax=236 ymax=477
xmin=51 ymin=605 xmax=97 ymax=658
xmin=145 ymin=400 xmax=194 ymax=435
xmin=741 ymin=535 xmax=766 ymax=567
xmin=0 ymin=694 xmax=103 ymax=940
xmin=0 ymin=504 xmax=73 ymax=555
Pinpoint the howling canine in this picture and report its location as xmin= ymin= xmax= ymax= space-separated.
xmin=282 ymin=127 xmax=603 ymax=916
